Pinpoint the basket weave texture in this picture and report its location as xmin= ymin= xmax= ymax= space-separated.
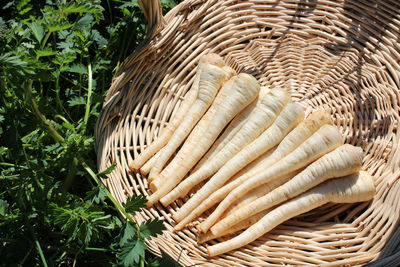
xmin=95 ymin=0 xmax=400 ymax=265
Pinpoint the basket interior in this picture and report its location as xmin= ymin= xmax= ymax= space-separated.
xmin=95 ymin=0 xmax=400 ymax=265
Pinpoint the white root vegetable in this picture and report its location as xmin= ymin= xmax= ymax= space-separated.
xmin=161 ymin=88 xmax=291 ymax=205
xmin=198 ymin=124 xmax=343 ymax=233
xmin=227 ymin=147 xmax=278 ymax=181
xmin=140 ymin=150 xmax=160 ymax=176
xmin=220 ymin=111 xmax=332 ymax=214
xmin=222 ymin=170 xmax=301 ymax=217
xmin=149 ymin=78 xmax=236 ymax=192
xmin=150 ymin=81 xmax=230 ymax=191
xmin=211 ymin=144 xmax=364 ymax=235
xmin=147 ymin=62 xmax=234 ymax=180
xmin=193 ymin=170 xmax=299 ymax=233
xmin=191 ymin=86 xmax=270 ymax=174
xmin=147 ymin=73 xmax=260 ymax=206
xmin=197 ymin=210 xmax=269 ymax=244
xmin=174 ymin=167 xmax=295 ymax=231
xmin=129 ymin=54 xmax=226 ymax=172
xmin=207 ymin=171 xmax=375 ymax=256
xmin=173 ymin=102 xmax=304 ymax=222
xmin=205 ymin=110 xmax=332 ymax=197
xmin=173 ymin=149 xmax=277 ymax=231
xmin=253 ymin=110 xmax=333 ymax=172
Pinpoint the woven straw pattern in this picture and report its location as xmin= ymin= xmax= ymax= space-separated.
xmin=95 ymin=0 xmax=400 ymax=265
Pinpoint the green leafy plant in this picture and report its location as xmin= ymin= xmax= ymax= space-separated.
xmin=0 ymin=0 xmax=179 ymax=266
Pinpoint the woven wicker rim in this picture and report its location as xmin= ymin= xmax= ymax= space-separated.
xmin=95 ymin=0 xmax=400 ymax=265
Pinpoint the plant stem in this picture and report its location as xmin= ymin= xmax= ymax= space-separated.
xmin=55 ymin=72 xmax=63 ymax=111
xmin=140 ymin=256 xmax=145 ymax=267
xmin=0 ymin=162 xmax=26 ymax=168
xmin=81 ymin=161 xmax=137 ymax=227
xmin=83 ymin=62 xmax=93 ymax=133
xmin=63 ymin=156 xmax=79 ymax=193
xmin=85 ymin=247 xmax=109 ymax=252
xmin=33 ymin=237 xmax=48 ymax=267
xmin=41 ymin=31 xmax=51 ymax=50
xmin=25 ymin=81 xmax=65 ymax=143
xmin=106 ymin=0 xmax=113 ymax=24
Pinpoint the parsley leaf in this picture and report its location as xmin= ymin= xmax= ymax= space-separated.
xmin=118 ymin=238 xmax=147 ymax=267
xmin=139 ymin=218 xmax=166 ymax=239
xmin=119 ymin=222 xmax=137 ymax=247
xmin=124 ymin=195 xmax=147 ymax=214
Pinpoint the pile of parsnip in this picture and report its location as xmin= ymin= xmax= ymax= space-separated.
xmin=129 ymin=54 xmax=376 ymax=256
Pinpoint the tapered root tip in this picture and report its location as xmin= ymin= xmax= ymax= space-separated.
xmin=207 ymin=243 xmax=230 ymax=257
xmin=171 ymin=210 xmax=182 ymax=224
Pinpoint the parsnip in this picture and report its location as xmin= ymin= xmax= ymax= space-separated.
xmin=173 ymin=168 xmax=295 ymax=231
xmin=173 ymin=102 xmax=304 ymax=222
xmin=161 ymin=88 xmax=291 ymax=206
xmin=173 ymin=150 xmax=273 ymax=231
xmin=140 ymin=150 xmax=160 ymax=176
xmin=211 ymin=144 xmax=364 ymax=235
xmin=198 ymin=124 xmax=343 ymax=232
xmin=150 ymin=79 xmax=234 ymax=191
xmin=228 ymin=147 xmax=278 ymax=182
xmin=204 ymin=110 xmax=332 ymax=198
xmin=149 ymin=78 xmax=237 ymax=192
xmin=207 ymin=171 xmax=375 ymax=256
xmin=197 ymin=210 xmax=269 ymax=244
xmin=129 ymin=54 xmax=226 ymax=172
xmin=242 ymin=110 xmax=332 ymax=176
xmin=222 ymin=170 xmax=301 ymax=217
xmin=147 ymin=62 xmax=234 ymax=180
xmin=146 ymin=73 xmax=260 ymax=207
xmin=191 ymin=86 xmax=270 ymax=173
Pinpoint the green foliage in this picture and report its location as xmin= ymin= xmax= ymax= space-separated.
xmin=124 ymin=195 xmax=148 ymax=214
xmin=116 ymin=219 xmax=166 ymax=267
xmin=0 ymin=0 xmax=180 ymax=266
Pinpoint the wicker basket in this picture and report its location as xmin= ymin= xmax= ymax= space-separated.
xmin=95 ymin=0 xmax=400 ymax=265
